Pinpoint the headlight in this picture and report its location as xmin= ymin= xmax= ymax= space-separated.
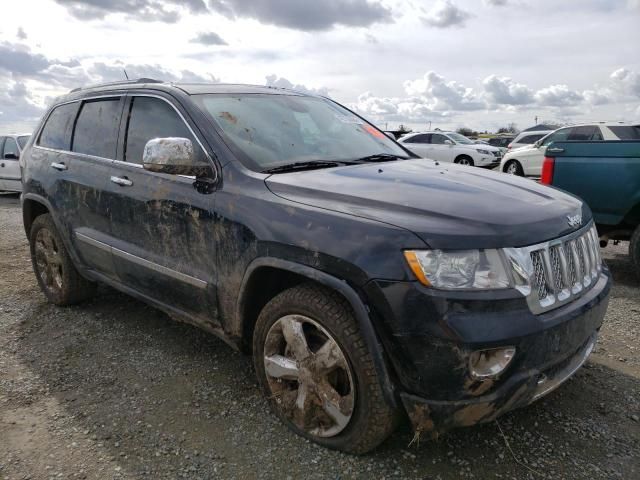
xmin=404 ymin=249 xmax=512 ymax=290
xmin=476 ymin=149 xmax=490 ymax=155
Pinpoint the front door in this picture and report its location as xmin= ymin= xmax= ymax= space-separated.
xmin=429 ymin=133 xmax=454 ymax=162
xmin=106 ymin=94 xmax=219 ymax=324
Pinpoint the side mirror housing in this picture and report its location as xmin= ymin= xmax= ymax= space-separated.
xmin=444 ymin=139 xmax=454 ymax=145
xmin=143 ymin=137 xmax=208 ymax=176
xmin=534 ymin=140 xmax=542 ymax=148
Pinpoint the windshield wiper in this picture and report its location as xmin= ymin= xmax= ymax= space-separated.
xmin=262 ymin=160 xmax=350 ymax=174
xmin=354 ymin=153 xmax=408 ymax=163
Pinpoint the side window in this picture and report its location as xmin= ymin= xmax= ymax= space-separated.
xmin=403 ymin=134 xmax=429 ymax=144
xmin=3 ymin=137 xmax=19 ymax=159
xmin=72 ymin=99 xmax=122 ymax=159
xmin=431 ymin=134 xmax=448 ymax=144
xmin=17 ymin=135 xmax=30 ymax=149
xmin=124 ymin=96 xmax=205 ymax=164
xmin=568 ymin=126 xmax=599 ymax=141
xmin=542 ymin=128 xmax=571 ymax=146
xmin=38 ymin=102 xmax=79 ymax=150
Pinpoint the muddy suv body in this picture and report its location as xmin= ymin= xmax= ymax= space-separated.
xmin=21 ymin=80 xmax=611 ymax=453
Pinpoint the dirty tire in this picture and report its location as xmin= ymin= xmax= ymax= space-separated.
xmin=253 ymin=283 xmax=397 ymax=454
xmin=29 ymin=214 xmax=96 ymax=306
xmin=504 ymin=159 xmax=524 ymax=176
xmin=455 ymin=155 xmax=474 ymax=166
xmin=631 ymin=224 xmax=640 ymax=277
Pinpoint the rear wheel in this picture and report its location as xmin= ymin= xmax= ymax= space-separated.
xmin=631 ymin=225 xmax=640 ymax=276
xmin=455 ymin=155 xmax=474 ymax=166
xmin=253 ymin=283 xmax=396 ymax=454
xmin=29 ymin=214 xmax=96 ymax=305
xmin=504 ymin=160 xmax=524 ymax=176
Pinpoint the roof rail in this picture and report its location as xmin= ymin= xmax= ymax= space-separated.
xmin=68 ymin=78 xmax=164 ymax=94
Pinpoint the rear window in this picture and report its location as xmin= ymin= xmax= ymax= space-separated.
xmin=609 ymin=126 xmax=640 ymax=140
xmin=38 ymin=103 xmax=78 ymax=150
xmin=72 ymin=99 xmax=122 ymax=159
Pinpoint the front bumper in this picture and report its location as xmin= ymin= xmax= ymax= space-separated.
xmin=477 ymin=156 xmax=501 ymax=168
xmin=364 ymin=268 xmax=611 ymax=436
xmin=401 ymin=331 xmax=597 ymax=436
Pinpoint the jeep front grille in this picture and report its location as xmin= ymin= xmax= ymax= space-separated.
xmin=504 ymin=223 xmax=602 ymax=315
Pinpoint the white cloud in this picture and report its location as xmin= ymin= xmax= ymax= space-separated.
xmin=534 ymin=84 xmax=584 ymax=107
xmin=609 ymin=67 xmax=640 ymax=97
xmin=482 ymin=75 xmax=534 ymax=106
xmin=483 ymin=0 xmax=509 ymax=5
xmin=403 ymin=71 xmax=485 ymax=111
xmin=264 ymin=75 xmax=330 ymax=96
xmin=422 ymin=0 xmax=471 ymax=28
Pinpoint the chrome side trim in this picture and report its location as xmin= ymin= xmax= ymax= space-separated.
xmin=75 ymin=232 xmax=111 ymax=252
xmin=75 ymin=232 xmax=207 ymax=289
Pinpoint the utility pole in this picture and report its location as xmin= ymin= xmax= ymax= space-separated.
xmin=535 ymin=116 xmax=538 ymax=125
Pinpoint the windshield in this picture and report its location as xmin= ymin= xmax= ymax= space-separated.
xmin=193 ymin=94 xmax=407 ymax=171
xmin=447 ymin=133 xmax=474 ymax=145
xmin=17 ymin=135 xmax=30 ymax=149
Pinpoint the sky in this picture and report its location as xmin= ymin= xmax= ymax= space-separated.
xmin=1 ymin=0 xmax=639 ymax=134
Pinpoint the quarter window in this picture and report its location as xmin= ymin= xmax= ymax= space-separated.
xmin=72 ymin=99 xmax=122 ymax=159
xmin=3 ymin=137 xmax=19 ymax=159
xmin=38 ymin=102 xmax=78 ymax=150
xmin=17 ymin=135 xmax=30 ymax=149
xmin=124 ymin=96 xmax=204 ymax=164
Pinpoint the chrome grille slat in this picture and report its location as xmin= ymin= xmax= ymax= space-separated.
xmin=508 ymin=222 xmax=602 ymax=315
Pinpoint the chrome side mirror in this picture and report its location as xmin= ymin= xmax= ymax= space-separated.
xmin=143 ymin=137 xmax=200 ymax=175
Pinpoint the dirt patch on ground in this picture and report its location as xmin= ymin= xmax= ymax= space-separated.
xmin=1 ymin=193 xmax=639 ymax=479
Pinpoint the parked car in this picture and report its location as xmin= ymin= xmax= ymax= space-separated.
xmin=487 ymin=135 xmax=515 ymax=150
xmin=398 ymin=131 xmax=503 ymax=167
xmin=500 ymin=123 xmax=640 ymax=177
xmin=0 ymin=133 xmax=31 ymax=192
xmin=507 ymin=131 xmax=552 ymax=151
xmin=541 ymin=139 xmax=640 ymax=274
xmin=21 ymin=80 xmax=610 ymax=453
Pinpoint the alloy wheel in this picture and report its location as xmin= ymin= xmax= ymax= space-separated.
xmin=34 ymin=228 xmax=63 ymax=294
xmin=263 ymin=314 xmax=355 ymax=438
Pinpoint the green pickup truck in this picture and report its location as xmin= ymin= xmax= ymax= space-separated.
xmin=541 ymin=140 xmax=640 ymax=274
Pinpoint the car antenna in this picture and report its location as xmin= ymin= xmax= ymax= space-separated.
xmin=123 ymin=69 xmax=129 ymax=80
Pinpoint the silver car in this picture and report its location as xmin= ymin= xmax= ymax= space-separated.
xmin=0 ymin=133 xmax=31 ymax=192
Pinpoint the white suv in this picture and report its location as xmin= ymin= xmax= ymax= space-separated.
xmin=398 ymin=131 xmax=503 ymax=168
xmin=500 ymin=123 xmax=640 ymax=177
xmin=0 ymin=133 xmax=30 ymax=193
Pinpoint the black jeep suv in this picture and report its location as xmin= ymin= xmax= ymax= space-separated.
xmin=21 ymin=79 xmax=611 ymax=453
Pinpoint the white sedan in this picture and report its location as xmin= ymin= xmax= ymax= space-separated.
xmin=398 ymin=131 xmax=502 ymax=168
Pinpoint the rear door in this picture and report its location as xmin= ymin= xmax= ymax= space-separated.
xmin=62 ymin=97 xmax=123 ymax=278
xmin=402 ymin=134 xmax=432 ymax=158
xmin=105 ymin=93 xmax=219 ymax=324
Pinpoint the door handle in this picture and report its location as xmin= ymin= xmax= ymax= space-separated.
xmin=546 ymin=147 xmax=564 ymax=154
xmin=110 ymin=176 xmax=133 ymax=187
xmin=51 ymin=162 xmax=67 ymax=171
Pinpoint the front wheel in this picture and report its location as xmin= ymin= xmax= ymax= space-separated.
xmin=504 ymin=160 xmax=524 ymax=176
xmin=253 ymin=283 xmax=396 ymax=454
xmin=455 ymin=155 xmax=474 ymax=166
xmin=631 ymin=225 xmax=640 ymax=276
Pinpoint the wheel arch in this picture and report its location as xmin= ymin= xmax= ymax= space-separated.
xmin=236 ymin=257 xmax=398 ymax=408
xmin=22 ymin=194 xmax=53 ymax=236
xmin=455 ymin=153 xmax=473 ymax=163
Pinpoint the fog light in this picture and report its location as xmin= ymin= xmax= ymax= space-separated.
xmin=469 ymin=347 xmax=516 ymax=379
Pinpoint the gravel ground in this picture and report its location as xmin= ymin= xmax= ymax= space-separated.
xmin=1 ymin=192 xmax=638 ymax=480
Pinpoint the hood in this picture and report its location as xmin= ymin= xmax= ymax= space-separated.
xmin=460 ymin=143 xmax=501 ymax=152
xmin=265 ymin=160 xmax=590 ymax=250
